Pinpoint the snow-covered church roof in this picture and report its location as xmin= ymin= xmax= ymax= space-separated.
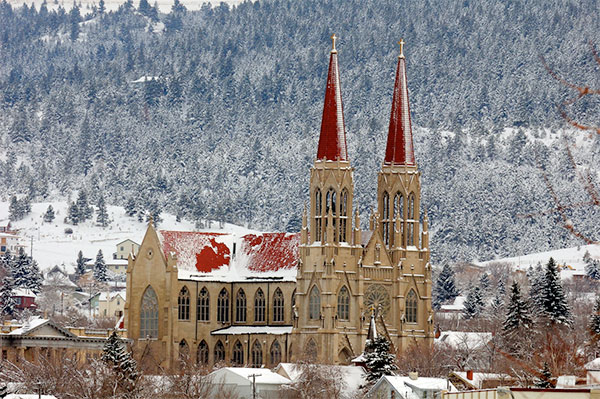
xmin=157 ymin=230 xmax=300 ymax=282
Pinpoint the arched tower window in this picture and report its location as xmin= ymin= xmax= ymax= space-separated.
xmin=254 ymin=289 xmax=265 ymax=322
xmin=337 ymin=286 xmax=350 ymax=320
xmin=382 ymin=191 xmax=390 ymax=246
xmin=408 ymin=193 xmax=415 ymax=246
xmin=314 ymin=188 xmax=322 ymax=242
xmin=198 ymin=287 xmax=209 ymax=321
xmin=270 ymin=340 xmax=282 ymax=366
xmin=393 ymin=192 xmax=404 ymax=247
xmin=197 ymin=340 xmax=209 ymax=365
xmin=214 ymin=340 xmax=225 ymax=364
xmin=178 ymin=286 xmax=190 ymax=321
xmin=251 ymin=340 xmax=263 ymax=367
xmin=325 ymin=188 xmax=337 ymax=241
xmin=273 ymin=288 xmax=284 ymax=322
xmin=217 ymin=288 xmax=229 ymax=323
xmin=406 ymin=289 xmax=418 ymax=323
xmin=291 ymin=288 xmax=296 ymax=321
xmin=339 ymin=188 xmax=348 ymax=242
xmin=140 ymin=286 xmax=158 ymax=338
xmin=235 ymin=289 xmax=246 ymax=323
xmin=232 ymin=340 xmax=244 ymax=366
xmin=309 ymin=285 xmax=320 ymax=320
xmin=306 ymin=339 xmax=318 ymax=361
xmin=179 ymin=339 xmax=189 ymax=363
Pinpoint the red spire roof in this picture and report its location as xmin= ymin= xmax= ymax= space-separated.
xmin=317 ymin=37 xmax=348 ymax=161
xmin=384 ymin=43 xmax=416 ymax=166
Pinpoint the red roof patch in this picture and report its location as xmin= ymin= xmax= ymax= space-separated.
xmin=159 ymin=231 xmax=230 ymax=272
xmin=242 ymin=233 xmax=300 ymax=272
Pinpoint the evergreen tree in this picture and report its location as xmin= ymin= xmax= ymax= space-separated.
xmin=76 ymin=250 xmax=87 ymax=276
xmin=502 ymin=282 xmax=533 ymax=335
xmin=8 ymin=195 xmax=22 ymax=220
xmin=96 ymin=195 xmax=109 ymax=227
xmin=11 ymin=248 xmax=30 ymax=288
xmin=534 ymin=362 xmax=553 ymax=388
xmin=433 ymin=264 xmax=460 ymax=309
xmin=364 ymin=336 xmax=397 ymax=384
xmin=102 ymin=331 xmax=140 ymax=392
xmin=26 ymin=259 xmax=42 ymax=294
xmin=76 ymin=190 xmax=93 ymax=221
xmin=94 ymin=249 xmax=107 ymax=282
xmin=528 ymin=262 xmax=545 ymax=311
xmin=585 ymin=252 xmax=600 ymax=281
xmin=490 ymin=279 xmax=507 ymax=314
xmin=68 ymin=201 xmax=79 ymax=225
xmin=479 ymin=273 xmax=490 ymax=291
xmin=463 ymin=285 xmax=484 ymax=319
xmin=98 ymin=0 xmax=105 ymax=14
xmin=540 ymin=257 xmax=572 ymax=326
xmin=590 ymin=295 xmax=600 ymax=346
xmin=43 ymin=204 xmax=55 ymax=223
xmin=0 ymin=269 xmax=17 ymax=318
xmin=69 ymin=3 xmax=81 ymax=41
xmin=125 ymin=198 xmax=137 ymax=217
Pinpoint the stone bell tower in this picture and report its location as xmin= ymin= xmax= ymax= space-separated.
xmin=293 ymin=35 xmax=364 ymax=364
xmin=375 ymin=40 xmax=433 ymax=351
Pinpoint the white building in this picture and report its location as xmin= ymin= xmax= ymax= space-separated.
xmin=367 ymin=374 xmax=457 ymax=399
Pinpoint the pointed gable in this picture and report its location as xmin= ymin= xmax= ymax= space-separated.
xmin=317 ymin=38 xmax=348 ymax=161
xmin=384 ymin=43 xmax=416 ymax=166
xmin=241 ymin=233 xmax=300 ymax=272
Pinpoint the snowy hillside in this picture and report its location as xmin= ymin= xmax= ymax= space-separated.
xmin=476 ymin=243 xmax=600 ymax=280
xmin=0 ymin=202 xmax=257 ymax=272
xmin=5 ymin=0 xmax=246 ymax=13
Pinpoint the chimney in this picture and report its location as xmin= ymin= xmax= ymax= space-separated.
xmin=467 ymin=370 xmax=474 ymax=380
xmin=409 ymin=371 xmax=418 ymax=380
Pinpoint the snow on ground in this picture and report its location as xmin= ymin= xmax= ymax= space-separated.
xmin=476 ymin=242 xmax=600 ymax=279
xmin=0 ymin=201 xmax=257 ymax=272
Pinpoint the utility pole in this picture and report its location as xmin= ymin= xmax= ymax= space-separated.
xmin=249 ymin=373 xmax=261 ymax=399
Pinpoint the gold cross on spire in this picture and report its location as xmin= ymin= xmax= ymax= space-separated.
xmin=331 ymin=33 xmax=338 ymax=53
xmin=398 ymin=38 xmax=405 ymax=59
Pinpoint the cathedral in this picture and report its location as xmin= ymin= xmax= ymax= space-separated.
xmin=124 ymin=38 xmax=433 ymax=370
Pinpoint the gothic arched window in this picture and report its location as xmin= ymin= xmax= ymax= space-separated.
xmin=406 ymin=289 xmax=418 ymax=323
xmin=382 ymin=191 xmax=391 ymax=246
xmin=314 ymin=188 xmax=322 ymax=242
xmin=339 ymin=188 xmax=348 ymax=242
xmin=198 ymin=287 xmax=209 ymax=321
xmin=273 ymin=288 xmax=284 ymax=322
xmin=408 ymin=193 xmax=415 ymax=246
xmin=309 ymin=285 xmax=320 ymax=320
xmin=254 ymin=289 xmax=265 ymax=322
xmin=179 ymin=339 xmax=189 ymax=363
xmin=232 ymin=340 xmax=244 ymax=366
xmin=393 ymin=193 xmax=404 ymax=246
xmin=178 ymin=286 xmax=190 ymax=321
xmin=236 ymin=289 xmax=246 ymax=323
xmin=214 ymin=340 xmax=225 ymax=364
xmin=270 ymin=340 xmax=282 ymax=366
xmin=337 ymin=286 xmax=350 ymax=320
xmin=140 ymin=286 xmax=158 ymax=338
xmin=325 ymin=188 xmax=337 ymax=241
xmin=251 ymin=340 xmax=263 ymax=367
xmin=197 ymin=340 xmax=209 ymax=365
xmin=306 ymin=339 xmax=317 ymax=361
xmin=217 ymin=288 xmax=229 ymax=323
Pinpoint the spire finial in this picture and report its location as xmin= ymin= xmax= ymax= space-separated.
xmin=398 ymin=39 xmax=405 ymax=59
xmin=331 ymin=33 xmax=338 ymax=53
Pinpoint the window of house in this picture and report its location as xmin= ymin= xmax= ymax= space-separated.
xmin=232 ymin=340 xmax=244 ymax=366
xmin=217 ymin=289 xmax=229 ymax=323
xmin=273 ymin=288 xmax=284 ymax=322
xmin=198 ymin=287 xmax=210 ymax=321
xmin=254 ymin=289 xmax=265 ymax=322
xmin=251 ymin=340 xmax=262 ymax=367
xmin=140 ymin=286 xmax=158 ymax=338
xmin=309 ymin=286 xmax=320 ymax=320
xmin=337 ymin=286 xmax=350 ymax=320
xmin=236 ymin=289 xmax=247 ymax=323
xmin=270 ymin=340 xmax=282 ymax=366
xmin=178 ymin=287 xmax=190 ymax=321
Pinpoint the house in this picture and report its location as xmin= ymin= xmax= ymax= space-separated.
xmin=449 ymin=370 xmax=515 ymax=390
xmin=438 ymin=296 xmax=466 ymax=319
xmin=207 ymin=367 xmax=291 ymax=399
xmin=114 ymin=239 xmax=140 ymax=260
xmin=0 ymin=220 xmax=16 ymax=234
xmin=0 ymin=318 xmax=121 ymax=365
xmin=442 ymin=387 xmax=600 ymax=399
xmin=11 ymin=288 xmax=37 ymax=311
xmin=91 ymin=290 xmax=126 ymax=318
xmin=274 ymin=363 xmax=367 ymax=396
xmin=0 ymin=232 xmax=20 ymax=254
xmin=435 ymin=331 xmax=494 ymax=371
xmin=367 ymin=374 xmax=457 ymax=399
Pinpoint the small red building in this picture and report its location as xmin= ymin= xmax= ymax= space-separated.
xmin=12 ymin=288 xmax=37 ymax=311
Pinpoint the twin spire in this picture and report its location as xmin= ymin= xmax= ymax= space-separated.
xmin=316 ymin=37 xmax=415 ymax=166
